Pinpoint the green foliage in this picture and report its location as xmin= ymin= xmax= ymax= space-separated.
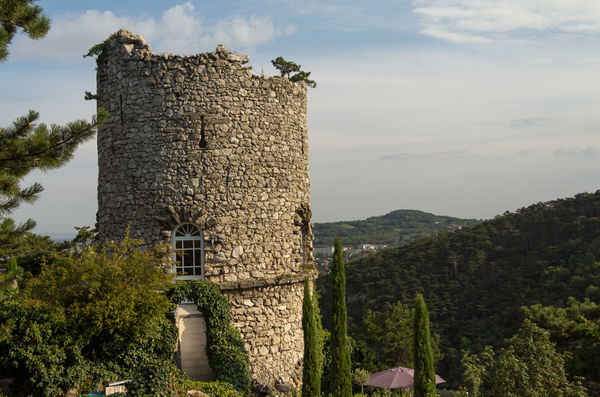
xmin=5 ymin=256 xmax=16 ymax=272
xmin=0 ymin=234 xmax=177 ymax=396
xmin=353 ymin=301 xmax=443 ymax=373
xmin=25 ymin=234 xmax=173 ymax=343
xmin=271 ymin=56 xmax=317 ymax=88
xmin=0 ymin=231 xmax=55 ymax=262
xmin=186 ymin=380 xmax=242 ymax=396
xmin=303 ymin=278 xmax=323 ymax=397
xmin=312 ymin=281 xmax=326 ymax=379
xmin=1 ymin=0 xmax=106 ymax=249
xmin=168 ymin=280 xmax=251 ymax=394
xmin=313 ymin=210 xmax=479 ymax=247
xmin=72 ymin=225 xmax=97 ymax=246
xmin=0 ymin=0 xmax=50 ymax=62
xmin=413 ymin=294 xmax=436 ymax=397
xmin=0 ymin=257 xmax=21 ymax=345
xmin=0 ymin=108 xmax=107 ymax=246
xmin=0 ymin=256 xmax=20 ymax=296
xmin=126 ymin=361 xmax=181 ymax=397
xmin=460 ymin=320 xmax=587 ymax=397
xmin=290 ymin=70 xmax=317 ymax=88
xmin=352 ymin=368 xmax=370 ymax=395
xmin=83 ymin=38 xmax=109 ymax=58
xmin=328 ymin=236 xmax=352 ymax=397
xmin=318 ymin=191 xmax=600 ymax=388
xmin=321 ymin=330 xmax=359 ymax=396
xmin=1 ymin=303 xmax=89 ymax=396
xmin=1 ymin=226 xmax=98 ymax=275
xmin=523 ymin=298 xmax=600 ymax=393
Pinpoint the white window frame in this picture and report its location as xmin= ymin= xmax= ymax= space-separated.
xmin=172 ymin=223 xmax=205 ymax=280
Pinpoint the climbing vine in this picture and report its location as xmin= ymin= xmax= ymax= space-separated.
xmin=168 ymin=281 xmax=251 ymax=394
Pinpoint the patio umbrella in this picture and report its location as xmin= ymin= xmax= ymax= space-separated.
xmin=365 ymin=366 xmax=445 ymax=390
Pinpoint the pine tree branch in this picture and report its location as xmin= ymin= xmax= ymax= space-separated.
xmin=0 ymin=0 xmax=50 ymax=62
xmin=0 ymin=108 xmax=107 ymax=170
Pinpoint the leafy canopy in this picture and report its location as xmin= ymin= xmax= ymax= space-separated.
xmin=0 ymin=234 xmax=177 ymax=396
xmin=353 ymin=300 xmax=443 ymax=373
xmin=23 ymin=233 xmax=174 ymax=342
xmin=460 ymin=320 xmax=587 ymax=397
xmin=523 ymin=298 xmax=600 ymax=393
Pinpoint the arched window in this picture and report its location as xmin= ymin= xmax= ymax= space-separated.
xmin=172 ymin=224 xmax=204 ymax=279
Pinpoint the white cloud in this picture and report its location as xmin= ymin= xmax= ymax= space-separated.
xmin=413 ymin=0 xmax=600 ymax=43
xmin=9 ymin=3 xmax=293 ymax=61
xmin=421 ymin=26 xmax=491 ymax=43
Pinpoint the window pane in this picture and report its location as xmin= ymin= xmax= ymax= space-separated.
xmin=173 ymin=225 xmax=204 ymax=277
xmin=184 ymin=250 xmax=193 ymax=268
xmin=194 ymin=249 xmax=203 ymax=272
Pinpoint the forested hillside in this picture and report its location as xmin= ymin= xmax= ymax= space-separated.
xmin=313 ymin=209 xmax=479 ymax=246
xmin=317 ymin=192 xmax=600 ymax=392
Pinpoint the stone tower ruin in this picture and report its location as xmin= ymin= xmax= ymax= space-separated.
xmin=96 ymin=30 xmax=313 ymax=389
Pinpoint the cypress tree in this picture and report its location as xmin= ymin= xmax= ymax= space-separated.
xmin=413 ymin=293 xmax=437 ymax=397
xmin=329 ymin=236 xmax=352 ymax=397
xmin=302 ymin=277 xmax=321 ymax=396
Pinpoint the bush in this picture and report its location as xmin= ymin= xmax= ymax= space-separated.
xmin=0 ymin=235 xmax=177 ymax=396
xmin=186 ymin=380 xmax=241 ymax=396
xmin=126 ymin=361 xmax=182 ymax=397
xmin=0 ymin=303 xmax=88 ymax=396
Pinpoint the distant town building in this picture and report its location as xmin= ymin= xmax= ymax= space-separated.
xmin=357 ymin=244 xmax=375 ymax=250
xmin=313 ymin=245 xmax=334 ymax=257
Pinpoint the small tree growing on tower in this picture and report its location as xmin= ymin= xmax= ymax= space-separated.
xmin=271 ymin=56 xmax=317 ymax=88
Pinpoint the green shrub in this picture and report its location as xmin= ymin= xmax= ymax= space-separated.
xmin=186 ymin=380 xmax=241 ymax=396
xmin=126 ymin=361 xmax=175 ymax=397
xmin=0 ymin=235 xmax=177 ymax=396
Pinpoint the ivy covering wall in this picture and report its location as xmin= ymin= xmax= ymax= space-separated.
xmin=168 ymin=280 xmax=251 ymax=394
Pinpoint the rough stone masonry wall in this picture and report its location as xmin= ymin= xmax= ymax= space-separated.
xmin=96 ymin=30 xmax=313 ymax=390
xmin=225 ymin=281 xmax=304 ymax=388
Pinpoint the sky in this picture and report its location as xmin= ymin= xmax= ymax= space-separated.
xmin=3 ymin=0 xmax=600 ymax=237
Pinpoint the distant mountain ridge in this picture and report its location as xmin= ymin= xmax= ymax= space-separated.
xmin=312 ymin=209 xmax=480 ymax=246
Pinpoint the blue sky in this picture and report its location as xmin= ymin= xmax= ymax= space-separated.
xmin=4 ymin=0 xmax=600 ymax=236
